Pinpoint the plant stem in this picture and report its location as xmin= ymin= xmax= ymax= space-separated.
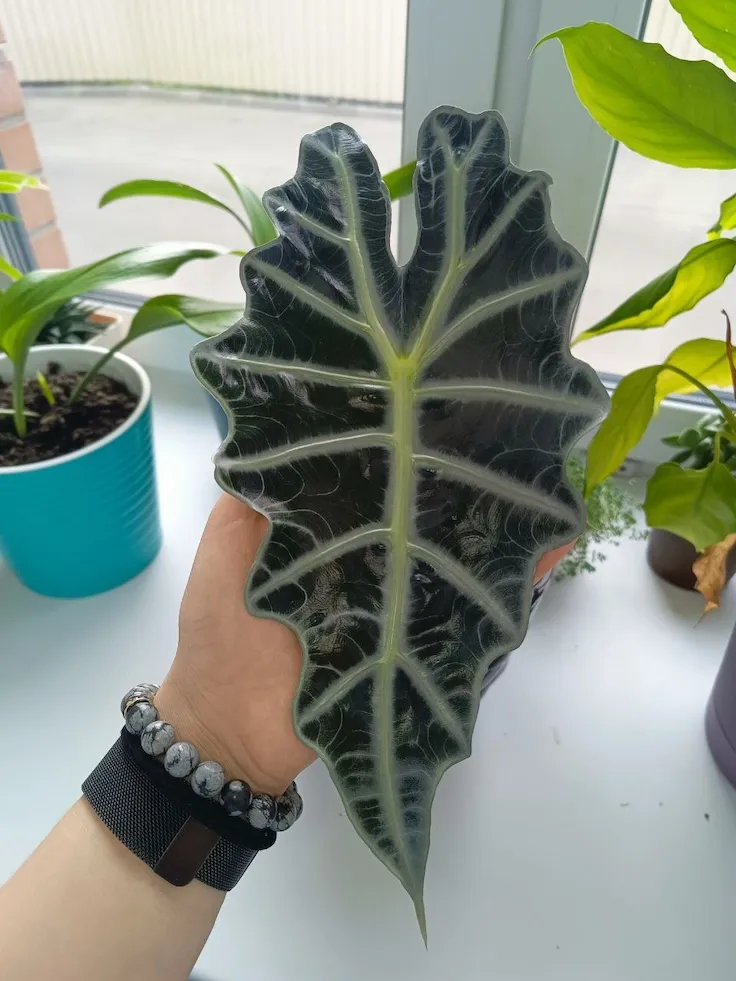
xmin=68 ymin=342 xmax=123 ymax=404
xmin=11 ymin=358 xmax=27 ymax=437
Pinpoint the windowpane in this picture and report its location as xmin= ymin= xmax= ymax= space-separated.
xmin=0 ymin=0 xmax=406 ymax=298
xmin=575 ymin=0 xmax=735 ymax=375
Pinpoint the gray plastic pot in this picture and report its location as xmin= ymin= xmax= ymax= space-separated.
xmin=706 ymin=618 xmax=736 ymax=788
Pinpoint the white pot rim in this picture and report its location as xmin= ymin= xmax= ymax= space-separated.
xmin=0 ymin=345 xmax=152 ymax=475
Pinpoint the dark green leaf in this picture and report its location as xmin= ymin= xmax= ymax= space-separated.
xmin=670 ymin=0 xmax=736 ymax=73
xmin=382 ymin=161 xmax=416 ymax=201
xmin=708 ymin=192 xmax=736 ymax=238
xmin=127 ymin=294 xmax=242 ymax=341
xmin=576 ymin=240 xmax=736 ymax=342
xmin=215 ymin=164 xmax=277 ymax=246
xmin=193 ymin=108 xmax=607 ymax=926
xmin=644 ymin=459 xmax=736 ymax=551
xmin=99 ymin=178 xmax=247 ymax=231
xmin=541 ymin=23 xmax=736 ymax=168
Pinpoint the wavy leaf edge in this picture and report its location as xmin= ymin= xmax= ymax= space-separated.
xmin=192 ymin=106 xmax=608 ymax=930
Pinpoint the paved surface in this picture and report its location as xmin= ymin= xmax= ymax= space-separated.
xmin=23 ymin=88 xmax=402 ymax=304
xmin=23 ymin=89 xmax=736 ymax=377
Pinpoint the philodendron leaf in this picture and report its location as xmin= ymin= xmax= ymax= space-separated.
xmin=541 ymin=23 xmax=736 ymax=168
xmin=655 ymin=337 xmax=735 ymax=404
xmin=585 ymin=365 xmax=661 ymax=495
xmin=670 ymin=0 xmax=736 ymax=73
xmin=644 ymin=460 xmax=736 ymax=552
xmin=709 ymin=193 xmax=736 ymax=238
xmin=193 ymin=107 xmax=607 ymax=928
xmin=575 ymin=239 xmax=736 ymax=342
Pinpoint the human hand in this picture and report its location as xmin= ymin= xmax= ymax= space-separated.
xmin=157 ymin=496 xmax=573 ymax=796
xmin=156 ymin=495 xmax=316 ymax=797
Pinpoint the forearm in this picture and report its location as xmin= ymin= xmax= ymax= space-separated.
xmin=0 ymin=799 xmax=223 ymax=981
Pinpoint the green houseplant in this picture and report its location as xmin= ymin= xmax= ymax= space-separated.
xmin=536 ymin=3 xmax=736 ymax=608
xmin=96 ymin=160 xmax=414 ymax=386
xmin=0 ymin=240 xmax=228 ymax=596
xmin=191 ymin=105 xmax=607 ymax=931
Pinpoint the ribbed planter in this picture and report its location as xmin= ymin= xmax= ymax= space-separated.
xmin=706 ymin=619 xmax=736 ymax=790
xmin=0 ymin=345 xmax=161 ymax=598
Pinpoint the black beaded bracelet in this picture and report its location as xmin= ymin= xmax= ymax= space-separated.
xmin=120 ymin=684 xmax=303 ymax=834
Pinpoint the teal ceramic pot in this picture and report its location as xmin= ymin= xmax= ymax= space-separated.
xmin=0 ymin=345 xmax=161 ymax=597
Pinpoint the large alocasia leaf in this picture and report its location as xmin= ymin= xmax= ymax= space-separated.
xmin=193 ymin=107 xmax=607 ymax=929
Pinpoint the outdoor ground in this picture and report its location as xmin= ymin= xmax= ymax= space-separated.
xmin=23 ymin=88 xmax=736 ymax=378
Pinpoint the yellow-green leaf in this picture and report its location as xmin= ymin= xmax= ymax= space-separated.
xmin=540 ymin=23 xmax=736 ymax=168
xmin=585 ymin=365 xmax=661 ymax=495
xmin=656 ymin=337 xmax=734 ymax=403
xmin=0 ymin=170 xmax=46 ymax=194
xmin=644 ymin=459 xmax=736 ymax=551
xmin=670 ymin=0 xmax=736 ymax=74
xmin=709 ymin=192 xmax=736 ymax=238
xmin=576 ymin=239 xmax=736 ymax=342
xmin=382 ymin=161 xmax=416 ymax=201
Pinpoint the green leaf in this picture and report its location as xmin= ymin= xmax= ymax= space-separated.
xmin=670 ymin=0 xmax=736 ymax=73
xmin=0 ymin=255 xmax=21 ymax=282
xmin=0 ymin=170 xmax=46 ymax=194
xmin=193 ymin=108 xmax=607 ymax=930
xmin=656 ymin=337 xmax=734 ymax=403
xmin=644 ymin=459 xmax=736 ymax=551
xmin=708 ymin=193 xmax=736 ymax=238
xmin=540 ymin=23 xmax=736 ymax=168
xmin=128 ymin=294 xmax=242 ymax=340
xmin=0 ymin=213 xmax=19 ymax=223
xmin=575 ymin=239 xmax=736 ymax=342
xmin=214 ymin=164 xmax=276 ymax=247
xmin=586 ymin=355 xmax=736 ymax=495
xmin=382 ymin=161 xmax=416 ymax=201
xmin=69 ymin=294 xmax=243 ymax=403
xmin=35 ymin=370 xmax=55 ymax=407
xmin=585 ymin=365 xmax=661 ymax=494
xmin=0 ymin=241 xmax=228 ymax=362
xmin=99 ymin=178 xmax=248 ymax=233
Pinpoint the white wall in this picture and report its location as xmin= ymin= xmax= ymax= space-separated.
xmin=0 ymin=0 xmax=407 ymax=104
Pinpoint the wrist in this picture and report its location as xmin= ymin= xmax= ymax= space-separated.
xmin=154 ymin=675 xmax=288 ymax=797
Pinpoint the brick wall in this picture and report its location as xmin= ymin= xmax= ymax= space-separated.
xmin=0 ymin=25 xmax=68 ymax=269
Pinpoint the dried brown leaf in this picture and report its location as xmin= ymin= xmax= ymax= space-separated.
xmin=693 ymin=532 xmax=736 ymax=612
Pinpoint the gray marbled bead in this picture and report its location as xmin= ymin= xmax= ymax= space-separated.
xmin=141 ymin=720 xmax=175 ymax=757
xmin=164 ymin=741 xmax=199 ymax=778
xmin=124 ymin=700 xmax=157 ymax=735
xmin=247 ymin=793 xmax=277 ymax=830
xmin=120 ymin=684 xmax=159 ymax=715
xmin=190 ymin=761 xmax=225 ymax=798
xmin=275 ymin=788 xmax=303 ymax=831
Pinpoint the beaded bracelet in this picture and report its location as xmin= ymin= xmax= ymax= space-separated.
xmin=120 ymin=684 xmax=303 ymax=834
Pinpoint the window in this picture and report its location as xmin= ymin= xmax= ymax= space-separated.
xmin=576 ymin=0 xmax=735 ymax=376
xmin=0 ymin=0 xmax=406 ymax=300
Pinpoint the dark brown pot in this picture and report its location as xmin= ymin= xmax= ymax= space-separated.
xmin=647 ymin=528 xmax=736 ymax=591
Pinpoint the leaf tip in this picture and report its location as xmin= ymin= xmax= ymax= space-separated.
xmin=532 ymin=30 xmax=562 ymax=54
xmin=413 ymin=892 xmax=429 ymax=947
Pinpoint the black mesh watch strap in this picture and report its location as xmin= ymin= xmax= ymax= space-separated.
xmin=83 ymin=734 xmax=261 ymax=891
